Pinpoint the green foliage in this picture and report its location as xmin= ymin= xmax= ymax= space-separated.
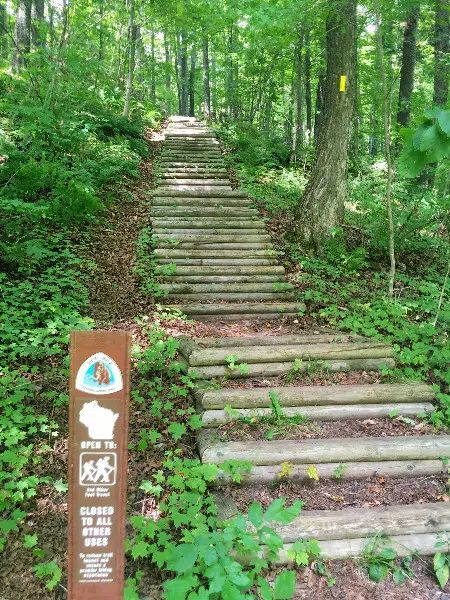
xmin=434 ymin=552 xmax=450 ymax=588
xmin=287 ymin=539 xmax=321 ymax=567
xmin=129 ymin=460 xmax=301 ymax=600
xmin=221 ymin=460 xmax=253 ymax=484
xmin=361 ymin=536 xmax=414 ymax=584
xmin=0 ymin=235 xmax=93 ymax=364
xmin=0 ymin=371 xmax=59 ymax=551
xmin=399 ymin=108 xmax=450 ymax=178
xmin=216 ymin=123 xmax=291 ymax=169
xmin=225 ymin=354 xmax=250 ymax=375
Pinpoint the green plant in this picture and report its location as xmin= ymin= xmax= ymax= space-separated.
xmin=225 ymin=354 xmax=250 ymax=375
xmin=361 ymin=535 xmax=414 ymax=584
xmin=333 ymin=464 xmax=348 ymax=480
xmin=434 ymin=551 xmax=450 ymax=588
xmin=128 ymin=455 xmax=302 ymax=599
xmin=221 ymin=460 xmax=253 ymax=484
xmin=269 ymin=391 xmax=284 ymax=422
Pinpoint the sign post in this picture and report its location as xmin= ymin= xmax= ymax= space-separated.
xmin=68 ymin=330 xmax=130 ymax=600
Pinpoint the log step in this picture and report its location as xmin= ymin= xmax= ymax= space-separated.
xmin=184 ymin=341 xmax=393 ymax=367
xmin=150 ymin=208 xmax=258 ymax=216
xmin=160 ymin=179 xmax=230 ymax=186
xmin=152 ymin=198 xmax=253 ymax=207
xmin=158 ymin=265 xmax=284 ymax=275
xmin=153 ymin=188 xmax=247 ymax=197
xmin=162 ymin=282 xmax=292 ymax=294
xmin=166 ymin=302 xmax=305 ymax=316
xmin=167 ymin=292 xmax=295 ymax=302
xmin=152 ymin=229 xmax=265 ymax=236
xmin=201 ymin=402 xmax=433 ymax=426
xmin=196 ymin=382 xmax=435 ymax=409
xmin=187 ymin=358 xmax=395 ymax=379
xmin=165 ymin=275 xmax=284 ymax=283
xmin=151 ymin=219 xmax=264 ymax=229
xmin=156 ymin=258 xmax=279 ymax=266
xmin=280 ymin=532 xmax=449 ymax=562
xmin=154 ymin=249 xmax=273 ymax=258
xmin=198 ymin=432 xmax=450 ymax=466
xmin=218 ymin=460 xmax=445 ymax=485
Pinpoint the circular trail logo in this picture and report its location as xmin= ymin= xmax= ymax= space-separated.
xmin=75 ymin=352 xmax=123 ymax=395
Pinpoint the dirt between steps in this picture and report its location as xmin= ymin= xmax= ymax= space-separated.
xmin=221 ymin=474 xmax=449 ymax=513
xmin=215 ymin=416 xmax=438 ymax=442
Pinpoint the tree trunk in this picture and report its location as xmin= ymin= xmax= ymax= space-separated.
xmin=291 ymin=25 xmax=304 ymax=163
xmin=396 ymin=5 xmax=420 ymax=127
xmin=202 ymin=34 xmax=211 ymax=118
xmin=122 ymin=0 xmax=136 ymax=118
xmin=189 ymin=43 xmax=196 ymax=117
xmin=175 ymin=32 xmax=182 ymax=114
xmin=304 ymin=29 xmax=312 ymax=143
xmin=294 ymin=0 xmax=357 ymax=251
xmin=150 ymin=29 xmax=156 ymax=103
xmin=211 ymin=50 xmax=217 ymax=119
xmin=313 ymin=70 xmax=325 ymax=146
xmin=226 ymin=24 xmax=237 ymax=117
xmin=0 ymin=2 xmax=7 ymax=59
xmin=164 ymin=31 xmax=172 ymax=113
xmin=376 ymin=17 xmax=396 ymax=297
xmin=12 ymin=0 xmax=32 ymax=72
xmin=433 ymin=0 xmax=450 ymax=106
xmin=31 ymin=0 xmax=45 ymax=48
xmin=180 ymin=30 xmax=188 ymax=115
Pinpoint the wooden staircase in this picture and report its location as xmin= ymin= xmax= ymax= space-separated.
xmin=152 ymin=116 xmax=304 ymax=320
xmin=151 ymin=116 xmax=450 ymax=564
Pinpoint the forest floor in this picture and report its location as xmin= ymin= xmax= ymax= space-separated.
xmin=2 ymin=129 xmax=450 ymax=600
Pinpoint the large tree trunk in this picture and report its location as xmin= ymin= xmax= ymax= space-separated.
xmin=31 ymin=0 xmax=45 ymax=48
xmin=180 ymin=30 xmax=188 ymax=115
xmin=12 ymin=0 xmax=32 ymax=72
xmin=122 ymin=0 xmax=137 ymax=118
xmin=202 ymin=33 xmax=211 ymax=119
xmin=304 ymin=29 xmax=312 ymax=143
xmin=164 ymin=31 xmax=172 ymax=113
xmin=175 ymin=32 xmax=182 ymax=114
xmin=313 ymin=70 xmax=325 ymax=146
xmin=0 ymin=2 xmax=7 ymax=59
xmin=396 ymin=5 xmax=420 ymax=127
xmin=189 ymin=43 xmax=196 ymax=117
xmin=226 ymin=24 xmax=238 ymax=118
xmin=294 ymin=0 xmax=357 ymax=251
xmin=150 ymin=29 xmax=156 ymax=104
xmin=291 ymin=25 xmax=304 ymax=163
xmin=433 ymin=0 xmax=450 ymax=106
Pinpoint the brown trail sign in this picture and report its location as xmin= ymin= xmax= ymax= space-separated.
xmin=68 ymin=330 xmax=130 ymax=599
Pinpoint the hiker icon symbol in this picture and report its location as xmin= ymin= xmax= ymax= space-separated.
xmin=79 ymin=453 xmax=117 ymax=486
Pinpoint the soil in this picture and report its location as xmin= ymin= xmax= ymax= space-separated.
xmin=216 ymin=416 xmax=437 ymax=442
xmin=222 ymin=475 xmax=449 ymax=513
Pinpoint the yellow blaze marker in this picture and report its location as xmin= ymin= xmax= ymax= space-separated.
xmin=340 ymin=75 xmax=347 ymax=92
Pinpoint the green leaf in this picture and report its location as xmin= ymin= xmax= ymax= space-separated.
xmin=53 ymin=478 xmax=68 ymax=493
xmin=434 ymin=553 xmax=450 ymax=588
xmin=163 ymin=574 xmax=198 ymax=599
xmin=131 ymin=540 xmax=150 ymax=560
xmin=273 ymin=570 xmax=296 ymax=599
xmin=23 ymin=533 xmax=38 ymax=548
xmin=368 ymin=562 xmax=389 ymax=582
xmin=436 ymin=109 xmax=450 ymax=136
xmin=167 ymin=543 xmax=199 ymax=574
xmin=168 ymin=422 xmax=187 ymax=440
xmin=418 ymin=124 xmax=439 ymax=152
xmin=248 ymin=502 xmax=264 ymax=528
